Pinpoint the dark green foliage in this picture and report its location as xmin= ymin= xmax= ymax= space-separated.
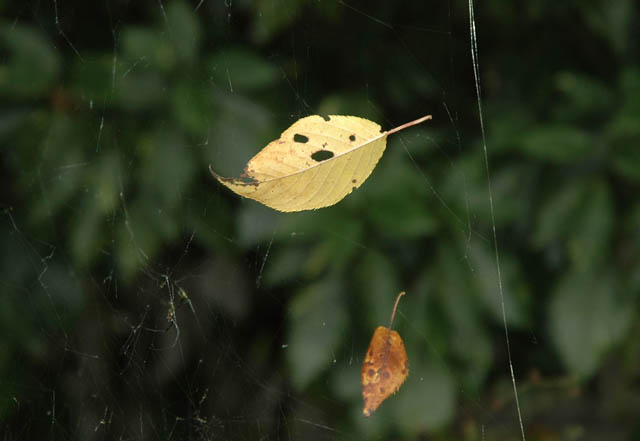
xmin=1 ymin=0 xmax=639 ymax=439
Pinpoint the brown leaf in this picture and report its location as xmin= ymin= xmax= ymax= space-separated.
xmin=361 ymin=292 xmax=409 ymax=416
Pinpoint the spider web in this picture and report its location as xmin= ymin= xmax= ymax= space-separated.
xmin=6 ymin=0 xmax=621 ymax=440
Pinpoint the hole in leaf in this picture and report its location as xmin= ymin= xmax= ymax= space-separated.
xmin=236 ymin=175 xmax=258 ymax=185
xmin=349 ymin=134 xmax=356 ymax=141
xmin=311 ymin=150 xmax=334 ymax=162
xmin=294 ymin=134 xmax=309 ymax=143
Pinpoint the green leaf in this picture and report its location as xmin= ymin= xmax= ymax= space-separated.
xmin=532 ymin=181 xmax=585 ymax=250
xmin=71 ymin=55 xmax=115 ymax=101
xmin=486 ymin=104 xmax=533 ymax=154
xmin=28 ymin=116 xmax=86 ymax=224
xmin=139 ymin=129 xmax=196 ymax=207
xmin=207 ymin=92 xmax=274 ymax=176
xmin=0 ymin=23 xmax=60 ymax=97
xmin=362 ymin=156 xmax=438 ymax=239
xmin=171 ymin=81 xmax=212 ymax=136
xmin=624 ymin=204 xmax=640 ymax=257
xmin=38 ymin=263 xmax=85 ymax=325
xmin=567 ymin=181 xmax=613 ymax=271
xmin=553 ymin=71 xmax=614 ymax=121
xmin=610 ymin=137 xmax=640 ymax=182
xmin=121 ymin=27 xmax=175 ymax=71
xmin=533 ymin=179 xmax=613 ymax=270
xmin=208 ymin=49 xmax=279 ymax=93
xmin=70 ymin=208 xmax=105 ymax=268
xmin=165 ymin=1 xmax=201 ymax=65
xmin=549 ymin=270 xmax=633 ymax=378
xmin=91 ymin=153 xmax=121 ymax=215
xmin=384 ymin=55 xmax=438 ymax=107
xmin=434 ymin=245 xmax=492 ymax=390
xmin=114 ymin=129 xmax=195 ymax=280
xmin=468 ymin=241 xmax=530 ymax=328
xmin=115 ymin=200 xmax=165 ymax=281
xmin=622 ymin=204 xmax=640 ymax=293
xmin=356 ymin=251 xmax=401 ymax=330
xmin=287 ymin=280 xmax=347 ymax=389
xmin=0 ymin=109 xmax=29 ymax=141
xmin=0 ymin=222 xmax=36 ymax=299
xmin=304 ymin=215 xmax=364 ymax=275
xmin=489 ymin=163 xmax=538 ymax=227
xmin=330 ymin=363 xmax=361 ymax=402
xmin=608 ymin=69 xmax=640 ymax=182
xmin=582 ymin=0 xmax=634 ymax=54
xmin=115 ymin=71 xmax=167 ymax=111
xmin=618 ymin=69 xmax=640 ymax=115
xmin=390 ymin=361 xmax=455 ymax=432
xmin=70 ymin=154 xmax=121 ymax=267
xmin=263 ymin=246 xmax=308 ymax=286
xmin=442 ymin=154 xmax=537 ymax=231
xmin=186 ymin=198 xmax=234 ymax=252
xmin=237 ymin=203 xmax=280 ymax=248
xmin=252 ymin=0 xmax=303 ymax=43
xmin=519 ymin=125 xmax=592 ymax=163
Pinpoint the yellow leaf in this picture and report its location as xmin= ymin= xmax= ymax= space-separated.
xmin=210 ymin=114 xmax=432 ymax=212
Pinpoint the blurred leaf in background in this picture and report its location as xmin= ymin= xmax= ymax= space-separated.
xmin=1 ymin=0 xmax=639 ymax=439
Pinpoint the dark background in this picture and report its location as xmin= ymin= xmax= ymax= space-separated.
xmin=1 ymin=1 xmax=639 ymax=440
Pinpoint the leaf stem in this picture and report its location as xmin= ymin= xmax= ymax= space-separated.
xmin=385 ymin=115 xmax=432 ymax=136
xmin=388 ymin=291 xmax=406 ymax=329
